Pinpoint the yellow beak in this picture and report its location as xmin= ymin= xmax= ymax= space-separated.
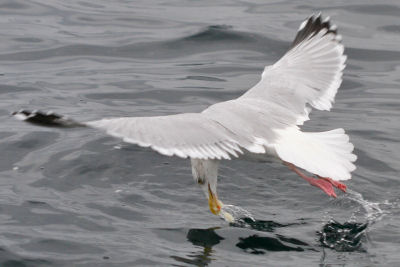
xmin=208 ymin=184 xmax=222 ymax=215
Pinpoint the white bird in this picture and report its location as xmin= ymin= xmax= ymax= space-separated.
xmin=13 ymin=14 xmax=356 ymax=221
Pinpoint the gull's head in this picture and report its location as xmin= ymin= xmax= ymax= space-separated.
xmin=191 ymin=159 xmax=222 ymax=215
xmin=194 ymin=168 xmax=223 ymax=215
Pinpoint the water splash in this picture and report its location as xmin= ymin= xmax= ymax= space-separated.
xmin=318 ymin=189 xmax=390 ymax=252
xmin=219 ymin=204 xmax=255 ymax=223
xmin=318 ymin=220 xmax=368 ymax=252
xmin=346 ymin=189 xmax=387 ymax=223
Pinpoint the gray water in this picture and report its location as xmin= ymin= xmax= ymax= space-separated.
xmin=1 ymin=0 xmax=400 ymax=266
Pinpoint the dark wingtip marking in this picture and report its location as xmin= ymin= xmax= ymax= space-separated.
xmin=12 ymin=110 xmax=85 ymax=128
xmin=290 ymin=14 xmax=339 ymax=49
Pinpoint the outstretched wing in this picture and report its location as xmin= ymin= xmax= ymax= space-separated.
xmin=240 ymin=14 xmax=346 ymax=125
xmin=13 ymin=14 xmax=351 ymax=167
xmin=86 ymin=113 xmax=253 ymax=160
xmin=12 ymin=110 xmax=258 ymax=160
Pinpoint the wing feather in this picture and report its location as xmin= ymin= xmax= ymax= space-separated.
xmin=240 ymin=14 xmax=346 ymax=125
xmin=86 ymin=113 xmax=249 ymax=160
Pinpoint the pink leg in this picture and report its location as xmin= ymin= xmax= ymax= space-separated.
xmin=317 ymin=176 xmax=347 ymax=193
xmin=284 ymin=162 xmax=337 ymax=198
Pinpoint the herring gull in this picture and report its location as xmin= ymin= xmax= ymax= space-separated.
xmin=13 ymin=14 xmax=357 ymax=221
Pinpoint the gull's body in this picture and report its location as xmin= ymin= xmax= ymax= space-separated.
xmin=14 ymin=14 xmax=356 ymax=220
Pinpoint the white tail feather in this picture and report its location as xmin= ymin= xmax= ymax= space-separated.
xmin=274 ymin=127 xmax=356 ymax=181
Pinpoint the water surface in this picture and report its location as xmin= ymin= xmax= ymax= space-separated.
xmin=1 ymin=0 xmax=399 ymax=266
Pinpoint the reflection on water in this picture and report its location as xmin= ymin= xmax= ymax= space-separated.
xmin=172 ymin=219 xmax=315 ymax=265
xmin=171 ymin=228 xmax=222 ymax=266
xmin=232 ymin=218 xmax=315 ymax=254
xmin=230 ymin=217 xmax=304 ymax=232
xmin=172 ymin=212 xmax=374 ymax=265
xmin=236 ymin=234 xmax=309 ymax=254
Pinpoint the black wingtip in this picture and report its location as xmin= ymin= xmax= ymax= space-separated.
xmin=12 ymin=110 xmax=85 ymax=128
xmin=290 ymin=13 xmax=339 ymax=49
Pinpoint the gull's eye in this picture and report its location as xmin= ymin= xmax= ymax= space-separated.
xmin=197 ymin=178 xmax=205 ymax=185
